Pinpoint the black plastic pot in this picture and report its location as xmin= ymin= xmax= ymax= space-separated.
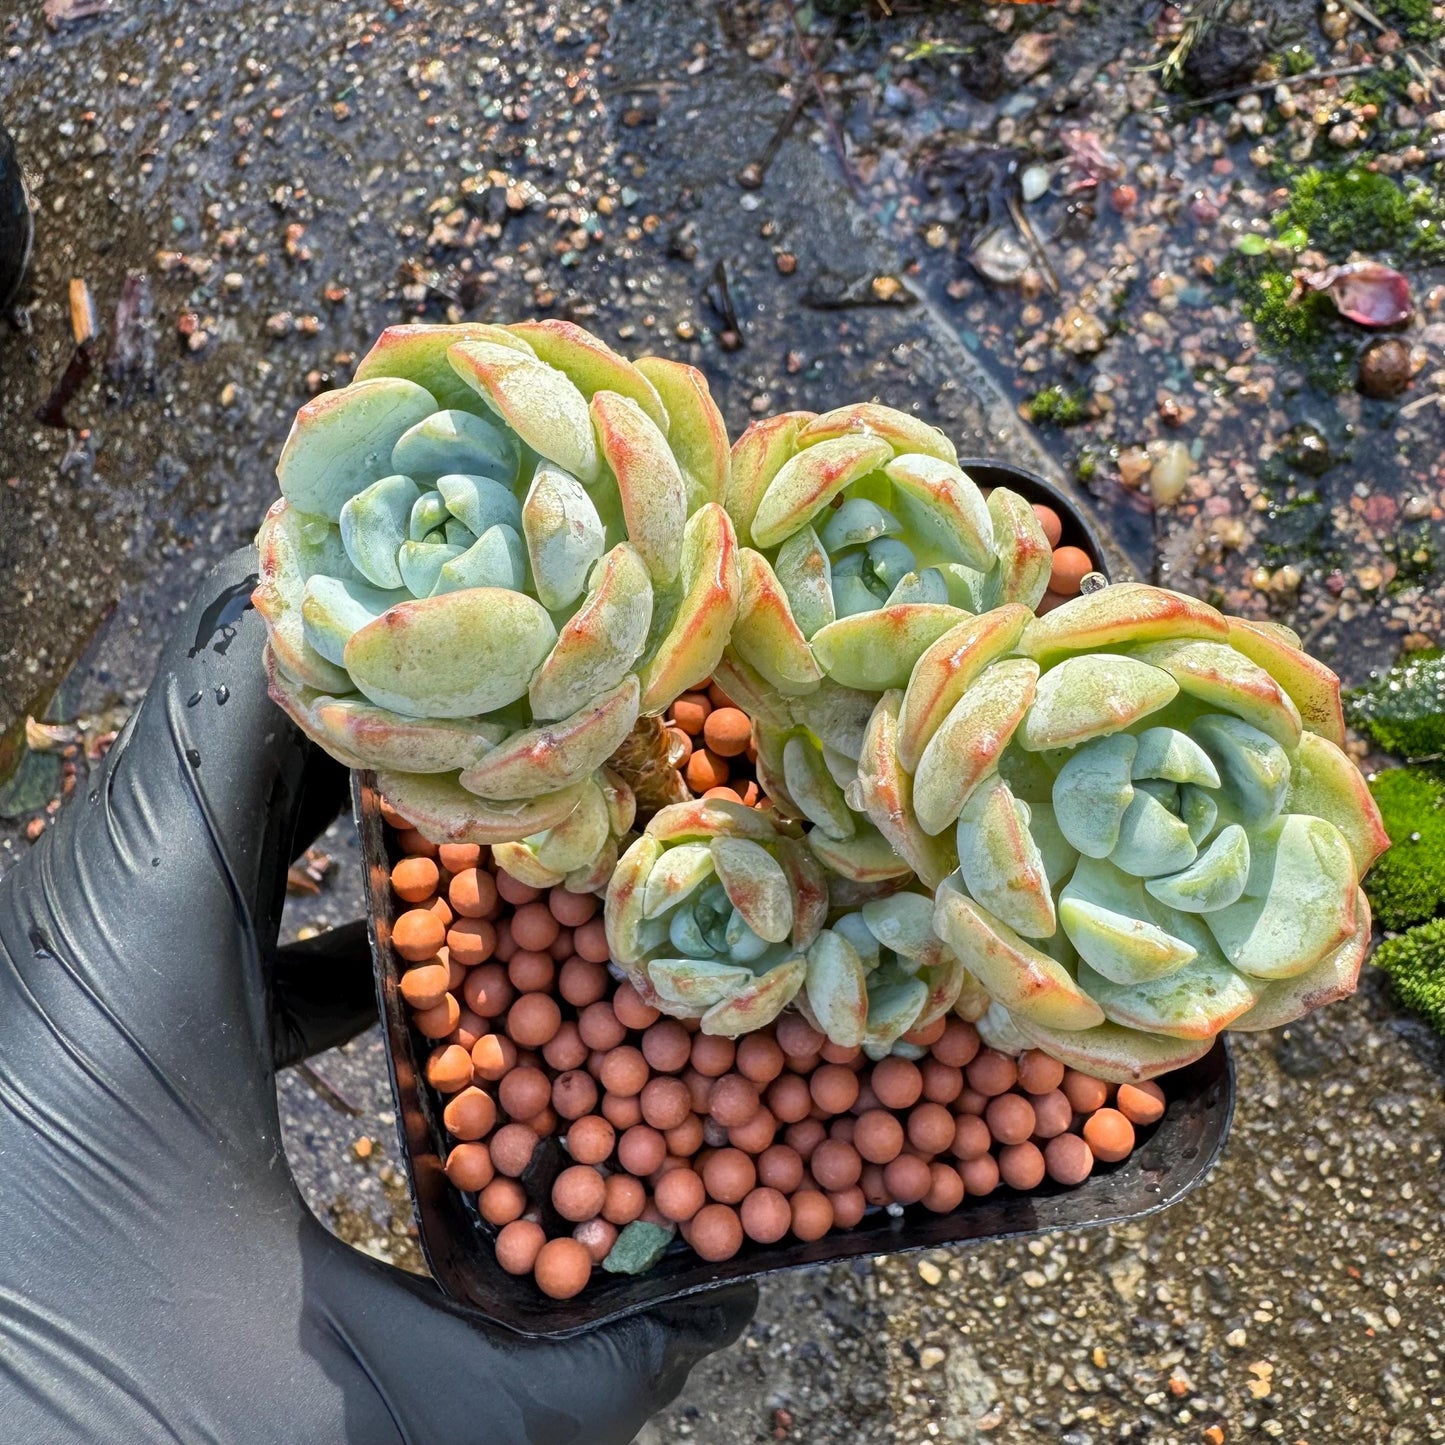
xmin=355 ymin=463 xmax=1234 ymax=1338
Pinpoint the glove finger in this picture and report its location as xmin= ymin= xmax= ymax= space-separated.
xmin=307 ymin=1220 xmax=757 ymax=1445
xmin=271 ymin=920 xmax=379 ymax=1068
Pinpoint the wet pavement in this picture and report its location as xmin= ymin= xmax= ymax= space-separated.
xmin=2 ymin=2 xmax=1443 ymax=1442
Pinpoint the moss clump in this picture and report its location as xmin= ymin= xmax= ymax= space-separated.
xmin=1026 ymin=386 xmax=1089 ymax=427
xmin=1381 ymin=0 xmax=1443 ymax=42
xmin=1275 ymin=166 xmax=1445 ymax=264
xmin=1374 ymin=917 xmax=1445 ymax=1036
xmin=1346 ymin=651 xmax=1445 ymax=760
xmin=1363 ymin=767 xmax=1445 ymax=930
xmin=1226 ymin=260 xmax=1350 ymax=389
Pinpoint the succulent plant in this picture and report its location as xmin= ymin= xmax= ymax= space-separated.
xmin=721 ymin=404 xmax=1053 ymax=699
xmin=605 ymin=798 xmax=987 ymax=1049
xmin=861 ymin=582 xmax=1389 ymax=1081
xmin=255 ymin=320 xmax=740 ymax=860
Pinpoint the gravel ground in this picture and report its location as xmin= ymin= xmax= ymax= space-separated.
xmin=2 ymin=3 xmax=1443 ymax=1443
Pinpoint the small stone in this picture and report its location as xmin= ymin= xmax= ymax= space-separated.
xmin=1057 ymin=306 xmax=1107 ymax=356
xmin=25 ymin=817 xmax=46 ymax=842
xmin=1357 ymin=338 xmax=1413 ymax=399
xmin=919 ymin=1346 xmax=946 ymax=1370
xmin=1225 ymin=1328 xmax=1248 ymax=1348
xmin=1204 ymin=1428 xmax=1226 ymax=1445
xmin=603 ymin=1221 xmax=675 ymax=1275
xmin=918 ymin=1259 xmax=943 ymax=1287
xmin=1117 ymin=447 xmax=1152 ymax=488
xmin=353 ymin=1136 xmax=374 ymax=1160
xmin=220 ymin=382 xmax=237 ymax=406
xmin=1021 ymin=165 xmax=1051 ymax=202
xmin=1150 ymin=441 xmax=1193 ymax=505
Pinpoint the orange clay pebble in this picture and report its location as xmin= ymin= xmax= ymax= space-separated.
xmin=758 ymin=1144 xmax=804 ymax=1194
xmin=1082 ymin=1107 xmax=1136 ymax=1163
xmin=921 ymin=1059 xmax=963 ymax=1106
xmin=413 ymin=994 xmax=460 ymax=1040
xmin=1049 ymin=545 xmax=1094 ymax=597
xmin=1031 ymin=502 xmax=1064 ymax=547
xmin=702 ymin=786 xmax=742 ymax=805
xmin=507 ymin=993 xmax=562 ymax=1049
xmin=1045 ymin=1132 xmax=1094 ymax=1186
xmin=463 ymin=965 xmax=512 ymax=1020
xmin=810 ymin=1139 xmax=862 ymax=1192
xmin=959 ymin=1152 xmax=1000 ymax=1196
xmin=809 ymin=1064 xmax=860 ymax=1115
xmin=400 ymin=961 xmax=452 ymax=1011
xmin=830 ymin=1185 xmax=867 ymax=1229
xmin=667 ymin=1115 xmax=705 ymax=1157
xmin=438 ymin=842 xmax=482 ymax=873
xmin=379 ymin=799 xmax=411 ymax=830
xmin=702 ymin=1148 xmax=756 ymax=1204
xmin=543 ymin=1023 xmax=588 ymax=1074
xmin=784 ymin=1118 xmax=826 ymax=1162
xmin=548 ymin=929 xmax=574 ymax=963
xmin=394 ymin=908 xmax=446 ymax=963
xmin=395 ymin=828 xmax=438 ymax=858
xmin=775 ymin=1013 xmax=824 ymax=1061
xmin=577 ymin=1002 xmax=627 ymax=1052
xmin=906 ymin=1102 xmax=956 ymax=1156
xmin=965 ymin=1048 xmax=1018 ymax=1098
xmin=954 ymin=1085 xmax=987 ymax=1116
xmin=548 ymin=886 xmax=597 ymax=927
xmin=767 ymin=1073 xmax=812 ymax=1124
xmin=391 ymin=856 xmax=440 ymax=903
xmin=931 ymin=1017 xmax=981 ymax=1069
xmin=495 ymin=869 xmax=541 ymax=906
xmin=533 ymin=1237 xmax=592 ymax=1300
xmin=999 ymin=1141 xmax=1047 ymax=1191
xmin=668 ymin=727 xmax=694 ymax=767
xmin=883 ymin=1153 xmax=932 ymax=1206
xmin=444 ymin=1143 xmax=494 ymax=1192
xmin=1029 ymin=1089 xmax=1074 ymax=1139
xmin=499 ymin=1066 xmax=552 ymax=1122
xmin=510 ymin=901 xmax=560 ymax=953
xmin=603 ymin=1173 xmax=646 ymax=1226
xmin=1016 ymin=1049 xmax=1066 ymax=1095
xmin=445 ymin=956 xmax=468 ymax=993
xmin=572 ymin=918 xmax=611 ymax=964
xmin=740 ymin=1186 xmax=791 ymax=1244
xmin=479 ymin=1177 xmax=526 ymax=1225
xmin=617 ymin=1125 xmax=667 ymax=1177
xmin=829 ymin=1116 xmax=856 ymax=1145
xmin=871 ymin=1057 xmax=923 ymax=1111
xmin=671 ymin=692 xmax=711 ymax=735
xmin=574 ymin=1218 xmax=619 ymax=1265
xmin=641 ymin=1077 xmax=692 ymax=1131
xmin=552 ymin=1069 xmax=599 ymax=1122
xmin=428 ymin=896 xmax=454 ymax=929
xmin=489 ymin=1123 xmax=539 ymax=1178
xmin=449 ymin=867 xmax=498 ymax=920
xmin=507 ymin=950 xmax=554 ymax=995
xmin=1062 ymin=1068 xmax=1111 ymax=1114
xmin=854 ymin=1110 xmax=904 ymax=1165
xmin=613 ymin=982 xmax=660 ymax=1030
xmin=686 ymin=748 xmax=730 ymax=793
xmin=552 ymin=1164 xmax=607 ymax=1223
xmin=495 ymin=1220 xmax=546 ymax=1276
xmin=985 ymin=1093 xmax=1036 ymax=1147
xmin=859 ymin=1163 xmax=889 ymax=1207
xmin=818 ymin=1041 xmax=859 ymax=1068
xmin=900 ymin=1015 xmax=946 ymax=1048
xmin=565 ymin=1114 xmax=615 ymax=1166
xmin=691 ymin=1033 xmax=736 ymax=1078
xmin=471 ymin=1032 xmax=517 ymax=1082
xmin=493 ymin=920 xmax=516 ymax=963
xmin=529 ymin=1105 xmax=559 ymax=1139
xmin=949 ymin=1114 xmax=991 ymax=1162
xmin=447 ymin=918 xmax=497 ymax=968
xmin=426 ymin=1044 xmax=476 ymax=1094
xmin=600 ymin=1046 xmax=649 ymax=1098
xmin=641 ymin=1019 xmax=693 ymax=1073
xmin=923 ymin=1161 xmax=965 ymax=1214
xmin=708 ymin=1074 xmax=760 ymax=1128
xmin=702 ymin=707 xmax=752 ymax=757
xmin=654 ymin=1167 xmax=706 ymax=1222
xmin=728 ymin=1107 xmax=777 ymax=1155
xmin=789 ymin=1190 xmax=834 ymax=1242
xmin=558 ymin=957 xmax=608 ymax=1009
xmin=443 ymin=1087 xmax=497 ymax=1141
xmin=737 ymin=1033 xmax=786 ymax=1085
xmin=688 ymin=1203 xmax=744 ymax=1262
xmin=602 ymin=1092 xmax=644 ymax=1130
xmin=1116 ymin=1080 xmax=1167 ymax=1126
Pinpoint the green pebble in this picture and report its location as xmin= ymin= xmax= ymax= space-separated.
xmin=602 ymin=1221 xmax=676 ymax=1275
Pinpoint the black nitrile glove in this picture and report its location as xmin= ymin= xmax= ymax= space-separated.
xmin=0 ymin=548 xmax=755 ymax=1443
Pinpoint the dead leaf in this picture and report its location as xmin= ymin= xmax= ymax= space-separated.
xmin=1294 ymin=261 xmax=1412 ymax=327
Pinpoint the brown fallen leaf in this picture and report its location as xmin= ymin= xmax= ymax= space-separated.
xmin=1293 ymin=261 xmax=1412 ymax=327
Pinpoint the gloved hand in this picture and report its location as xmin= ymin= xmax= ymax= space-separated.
xmin=0 ymin=547 xmax=755 ymax=1444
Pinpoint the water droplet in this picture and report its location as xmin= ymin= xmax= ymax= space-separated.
xmin=187 ymin=691 xmax=203 ymax=707
xmin=214 ymin=685 xmax=230 ymax=705
xmin=152 ymin=857 xmax=161 ymax=867
xmin=185 ymin=748 xmax=201 ymax=768
xmin=1079 ymin=571 xmax=1110 ymax=594
xmin=87 ymin=789 xmax=99 ymax=805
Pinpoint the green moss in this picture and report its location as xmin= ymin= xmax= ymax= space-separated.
xmin=1225 ymin=259 xmax=1351 ymax=390
xmin=1381 ymin=0 xmax=1443 ymax=42
xmin=1026 ymin=386 xmax=1089 ymax=427
xmin=1346 ymin=651 xmax=1445 ymax=760
xmin=1385 ymin=524 xmax=1440 ymax=596
xmin=1363 ymin=767 xmax=1445 ymax=930
xmin=1274 ymin=166 xmax=1445 ymax=264
xmin=1273 ymin=43 xmax=1315 ymax=76
xmin=1073 ymin=449 xmax=1099 ymax=484
xmin=1373 ymin=917 xmax=1445 ymax=1035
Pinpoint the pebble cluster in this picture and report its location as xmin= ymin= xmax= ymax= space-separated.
xmin=381 ymin=810 xmax=1168 ymax=1302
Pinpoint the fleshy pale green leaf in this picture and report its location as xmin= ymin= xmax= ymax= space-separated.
xmin=1144 ymin=824 xmax=1250 ymax=912
xmin=390 ymin=407 xmax=518 ymax=482
xmin=1108 ymin=791 xmax=1198 ymax=878
xmin=339 ymin=474 xmax=420 ymax=588
xmin=1019 ymin=654 xmax=1178 ymax=751
xmin=956 ymin=777 xmax=1056 ymax=939
xmin=1052 ymin=732 xmax=1137 ymax=858
xmin=805 ymin=930 xmax=869 ymax=1048
xmin=1059 ymin=856 xmax=1197 ymax=985
xmin=521 ymin=464 xmax=605 ymax=611
xmin=300 ymin=575 xmax=408 ymax=666
xmin=1192 ymin=713 xmax=1291 ymax=828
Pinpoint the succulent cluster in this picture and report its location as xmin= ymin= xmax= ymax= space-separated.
xmin=257 ymin=323 xmax=1388 ymax=1084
